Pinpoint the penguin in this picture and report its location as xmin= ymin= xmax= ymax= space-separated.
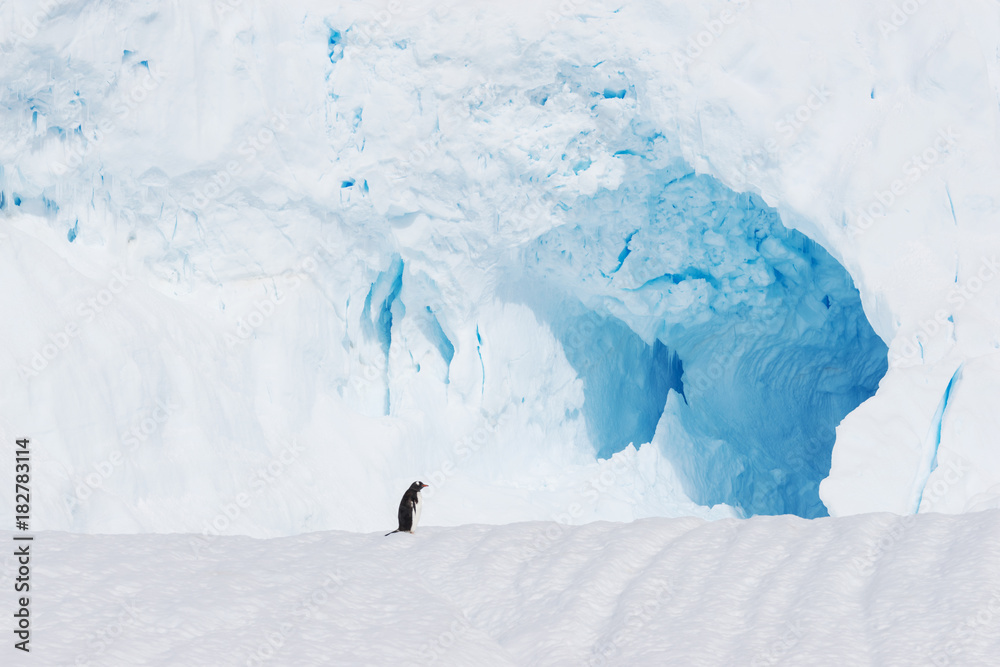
xmin=385 ymin=481 xmax=428 ymax=536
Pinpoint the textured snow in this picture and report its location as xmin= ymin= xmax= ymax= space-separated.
xmin=7 ymin=511 xmax=1000 ymax=665
xmin=2 ymin=0 xmax=1000 ymax=534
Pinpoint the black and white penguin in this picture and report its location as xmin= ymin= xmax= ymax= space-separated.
xmin=385 ymin=481 xmax=429 ymax=536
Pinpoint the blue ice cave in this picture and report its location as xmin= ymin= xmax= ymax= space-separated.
xmin=513 ymin=160 xmax=888 ymax=519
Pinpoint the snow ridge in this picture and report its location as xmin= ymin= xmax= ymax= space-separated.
xmin=17 ymin=510 xmax=1000 ymax=665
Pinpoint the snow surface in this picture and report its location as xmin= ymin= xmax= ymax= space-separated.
xmin=5 ymin=511 xmax=1000 ymax=666
xmin=2 ymin=0 xmax=1000 ymax=532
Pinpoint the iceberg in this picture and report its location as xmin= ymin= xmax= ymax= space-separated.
xmin=2 ymin=0 xmax=999 ymax=537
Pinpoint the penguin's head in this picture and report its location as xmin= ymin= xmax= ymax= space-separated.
xmin=410 ymin=481 xmax=429 ymax=492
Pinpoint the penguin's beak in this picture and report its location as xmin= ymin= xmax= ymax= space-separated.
xmin=420 ymin=483 xmax=429 ymax=488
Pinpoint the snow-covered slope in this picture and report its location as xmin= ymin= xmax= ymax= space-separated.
xmin=7 ymin=510 xmax=1000 ymax=665
xmin=2 ymin=0 xmax=999 ymax=535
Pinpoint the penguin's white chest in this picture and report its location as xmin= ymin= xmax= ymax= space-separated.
xmin=411 ymin=494 xmax=422 ymax=531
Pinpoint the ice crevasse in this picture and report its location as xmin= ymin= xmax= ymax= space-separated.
xmin=0 ymin=0 xmax=999 ymax=535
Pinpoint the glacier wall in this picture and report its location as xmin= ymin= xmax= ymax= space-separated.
xmin=2 ymin=0 xmax=999 ymax=534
